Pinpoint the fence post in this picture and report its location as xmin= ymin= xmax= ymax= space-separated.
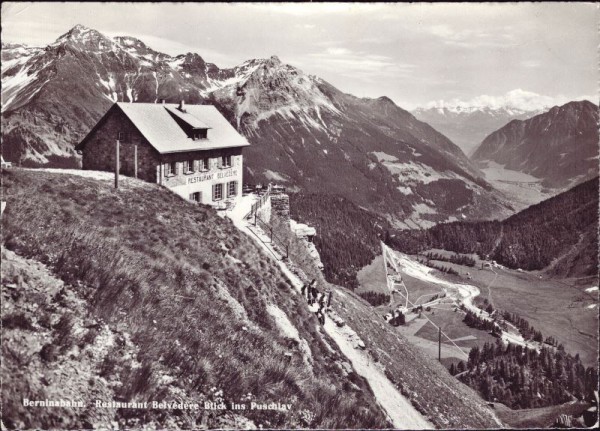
xmin=115 ymin=139 xmax=120 ymax=189
xmin=134 ymin=144 xmax=138 ymax=178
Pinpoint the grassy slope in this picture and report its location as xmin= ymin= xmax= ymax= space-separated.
xmin=1 ymin=169 xmax=389 ymax=429
xmin=270 ymin=216 xmax=501 ymax=429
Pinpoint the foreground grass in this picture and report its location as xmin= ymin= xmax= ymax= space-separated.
xmin=1 ymin=168 xmax=389 ymax=429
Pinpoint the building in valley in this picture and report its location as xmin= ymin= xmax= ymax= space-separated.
xmin=76 ymin=101 xmax=249 ymax=206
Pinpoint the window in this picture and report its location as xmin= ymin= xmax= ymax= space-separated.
xmin=189 ymin=192 xmax=202 ymax=203
xmin=201 ymin=158 xmax=210 ymax=171
xmin=193 ymin=129 xmax=207 ymax=140
xmin=165 ymin=162 xmax=177 ymax=176
xmin=213 ymin=183 xmax=223 ymax=201
xmin=221 ymin=155 xmax=232 ymax=168
xmin=184 ymin=159 xmax=195 ymax=174
xmin=117 ymin=131 xmax=130 ymax=142
xmin=228 ymin=181 xmax=237 ymax=197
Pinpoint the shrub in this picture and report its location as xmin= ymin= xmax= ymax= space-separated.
xmin=40 ymin=344 xmax=58 ymax=363
xmin=2 ymin=312 xmax=35 ymax=330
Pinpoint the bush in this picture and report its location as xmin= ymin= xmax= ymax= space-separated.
xmin=358 ymin=291 xmax=390 ymax=307
xmin=40 ymin=344 xmax=58 ymax=363
xmin=2 ymin=312 xmax=35 ymax=330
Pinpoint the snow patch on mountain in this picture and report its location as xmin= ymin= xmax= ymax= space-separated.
xmin=1 ymin=66 xmax=42 ymax=112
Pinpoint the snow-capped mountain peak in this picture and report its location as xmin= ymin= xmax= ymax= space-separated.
xmin=417 ymin=89 xmax=595 ymax=115
xmin=410 ymin=89 xmax=589 ymax=155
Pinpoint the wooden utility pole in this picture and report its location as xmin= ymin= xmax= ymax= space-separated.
xmin=115 ymin=139 xmax=120 ymax=189
xmin=134 ymin=144 xmax=138 ymax=178
xmin=438 ymin=327 xmax=442 ymax=362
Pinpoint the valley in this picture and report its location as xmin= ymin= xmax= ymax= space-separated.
xmin=478 ymin=161 xmax=556 ymax=210
xmin=358 ymin=250 xmax=598 ymax=368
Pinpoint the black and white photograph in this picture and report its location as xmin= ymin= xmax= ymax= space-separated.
xmin=1 ymin=2 xmax=598 ymax=430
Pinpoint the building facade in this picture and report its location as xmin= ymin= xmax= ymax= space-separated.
xmin=76 ymin=102 xmax=249 ymax=206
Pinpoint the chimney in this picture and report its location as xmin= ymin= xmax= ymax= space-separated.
xmin=178 ymin=100 xmax=186 ymax=112
xmin=161 ymin=99 xmax=166 ymax=105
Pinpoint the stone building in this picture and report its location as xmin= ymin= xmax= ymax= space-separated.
xmin=76 ymin=101 xmax=249 ymax=206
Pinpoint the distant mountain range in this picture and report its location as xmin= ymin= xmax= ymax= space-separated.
xmin=412 ymin=107 xmax=542 ymax=157
xmin=412 ymin=90 xmax=594 ymax=156
xmin=1 ymin=25 xmax=512 ymax=226
xmin=471 ymin=100 xmax=599 ymax=188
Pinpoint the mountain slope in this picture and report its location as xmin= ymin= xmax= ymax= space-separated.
xmin=388 ymin=177 xmax=599 ymax=277
xmin=471 ymin=101 xmax=599 ymax=188
xmin=1 ymin=168 xmax=390 ymax=429
xmin=1 ymin=25 xmax=511 ymax=225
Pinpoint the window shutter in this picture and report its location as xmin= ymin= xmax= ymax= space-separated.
xmin=212 ymin=184 xmax=216 ymax=201
xmin=193 ymin=160 xmax=198 ymax=172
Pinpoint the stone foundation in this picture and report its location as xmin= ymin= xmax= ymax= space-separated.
xmin=271 ymin=194 xmax=290 ymax=220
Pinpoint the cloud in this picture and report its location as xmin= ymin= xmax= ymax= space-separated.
xmin=249 ymin=3 xmax=384 ymax=16
xmin=297 ymin=46 xmax=415 ymax=81
xmin=427 ymin=24 xmax=517 ymax=49
xmin=325 ymin=47 xmax=352 ymax=56
xmin=521 ymin=60 xmax=540 ymax=68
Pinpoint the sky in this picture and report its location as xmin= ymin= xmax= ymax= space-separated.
xmin=2 ymin=2 xmax=597 ymax=109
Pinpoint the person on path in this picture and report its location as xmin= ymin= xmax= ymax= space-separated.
xmin=318 ymin=292 xmax=326 ymax=311
xmin=317 ymin=309 xmax=325 ymax=325
xmin=309 ymin=280 xmax=318 ymax=304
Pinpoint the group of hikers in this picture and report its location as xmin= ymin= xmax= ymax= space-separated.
xmin=301 ymin=279 xmax=332 ymax=325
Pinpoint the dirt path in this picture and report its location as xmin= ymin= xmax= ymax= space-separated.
xmin=229 ymin=210 xmax=433 ymax=429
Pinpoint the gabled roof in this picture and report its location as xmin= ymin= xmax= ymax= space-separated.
xmin=76 ymin=102 xmax=249 ymax=154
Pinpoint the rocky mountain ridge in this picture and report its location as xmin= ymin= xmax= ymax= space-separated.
xmin=2 ymin=25 xmax=512 ymax=224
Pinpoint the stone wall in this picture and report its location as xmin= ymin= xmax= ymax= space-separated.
xmin=81 ymin=106 xmax=159 ymax=182
xmin=271 ymin=194 xmax=290 ymax=220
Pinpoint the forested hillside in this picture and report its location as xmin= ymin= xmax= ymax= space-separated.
xmin=289 ymin=193 xmax=390 ymax=289
xmin=457 ymin=341 xmax=598 ymax=410
xmin=388 ymin=177 xmax=598 ymax=276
